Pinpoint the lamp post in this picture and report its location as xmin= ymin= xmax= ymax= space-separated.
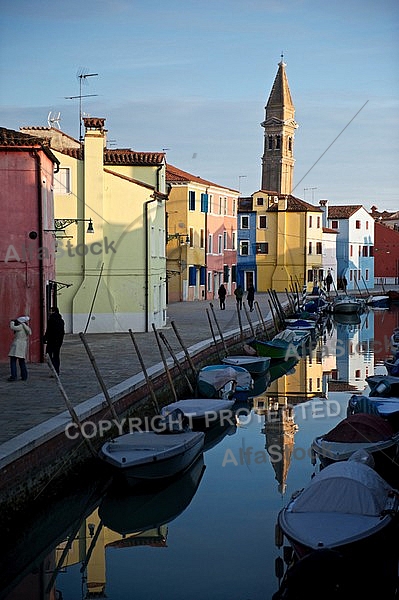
xmin=53 ymin=218 xmax=94 ymax=234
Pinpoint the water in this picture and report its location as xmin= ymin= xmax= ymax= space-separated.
xmin=1 ymin=307 xmax=399 ymax=600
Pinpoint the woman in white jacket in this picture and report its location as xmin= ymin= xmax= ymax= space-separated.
xmin=8 ymin=316 xmax=32 ymax=381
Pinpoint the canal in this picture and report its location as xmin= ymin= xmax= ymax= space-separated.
xmin=1 ymin=306 xmax=399 ymax=600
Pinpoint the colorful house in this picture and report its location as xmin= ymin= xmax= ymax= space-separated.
xmin=166 ymin=165 xmax=238 ymax=302
xmin=326 ymin=205 xmax=374 ymax=291
xmin=0 ymin=127 xmax=59 ymax=362
xmin=373 ymin=220 xmax=399 ymax=284
xmin=22 ymin=119 xmax=168 ymax=333
xmin=238 ymin=192 xmax=324 ymax=293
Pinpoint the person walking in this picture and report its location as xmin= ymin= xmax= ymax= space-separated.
xmin=247 ymin=284 xmax=255 ymax=311
xmin=342 ymin=275 xmax=348 ymax=294
xmin=234 ymin=285 xmax=244 ymax=310
xmin=325 ymin=271 xmax=333 ymax=294
xmin=218 ymin=284 xmax=227 ymax=310
xmin=43 ymin=307 xmax=65 ymax=375
xmin=8 ymin=316 xmax=32 ymax=381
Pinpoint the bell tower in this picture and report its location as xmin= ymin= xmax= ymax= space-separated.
xmin=261 ymin=59 xmax=298 ymax=194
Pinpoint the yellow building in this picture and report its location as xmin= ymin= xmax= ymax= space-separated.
xmin=22 ymin=119 xmax=168 ymax=333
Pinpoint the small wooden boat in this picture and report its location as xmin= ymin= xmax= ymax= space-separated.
xmin=331 ymin=295 xmax=364 ymax=314
xmin=197 ymin=364 xmax=253 ymax=402
xmin=366 ymin=294 xmax=390 ymax=309
xmin=222 ymin=354 xmax=271 ymax=375
xmin=196 ymin=365 xmax=238 ymax=399
xmin=278 ymin=459 xmax=399 ymax=559
xmin=367 ymin=374 xmax=399 ymax=398
xmin=251 ymin=330 xmax=308 ymax=360
xmin=100 ymin=410 xmax=205 ymax=486
xmin=311 ymin=413 xmax=399 ymax=478
xmin=160 ymin=398 xmax=235 ymax=430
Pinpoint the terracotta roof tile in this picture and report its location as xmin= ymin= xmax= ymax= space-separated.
xmin=167 ymin=164 xmax=238 ymax=192
xmin=323 ymin=226 xmax=339 ymax=234
xmin=267 ymin=195 xmax=323 ymax=212
xmin=0 ymin=126 xmax=46 ymax=147
xmin=327 ymin=205 xmax=363 ymax=219
xmin=104 ymin=149 xmax=165 ymax=166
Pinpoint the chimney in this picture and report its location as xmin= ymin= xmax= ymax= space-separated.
xmin=319 ymin=199 xmax=328 ymax=227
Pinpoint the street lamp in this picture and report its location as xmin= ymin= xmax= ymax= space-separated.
xmin=53 ymin=218 xmax=94 ymax=234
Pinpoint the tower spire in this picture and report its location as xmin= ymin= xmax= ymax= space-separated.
xmin=260 ymin=60 xmax=298 ymax=194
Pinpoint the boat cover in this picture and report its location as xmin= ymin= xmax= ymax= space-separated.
xmin=291 ymin=461 xmax=392 ymax=516
xmin=323 ymin=413 xmax=394 ymax=443
xmin=198 ymin=366 xmax=238 ymax=389
xmin=274 ymin=330 xmax=298 ymax=343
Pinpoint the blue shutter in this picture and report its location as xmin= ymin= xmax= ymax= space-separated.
xmin=201 ymin=193 xmax=209 ymax=213
xmin=189 ymin=266 xmax=196 ymax=286
xmin=200 ymin=266 xmax=206 ymax=285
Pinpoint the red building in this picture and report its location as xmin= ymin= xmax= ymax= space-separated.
xmin=0 ymin=127 xmax=59 ymax=362
xmin=374 ymin=221 xmax=399 ymax=285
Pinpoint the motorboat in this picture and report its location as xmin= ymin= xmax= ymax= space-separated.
xmin=197 ymin=364 xmax=253 ymax=402
xmin=100 ymin=409 xmax=205 ymax=486
xmin=222 ymin=354 xmax=271 ymax=375
xmin=332 ymin=312 xmax=361 ymax=326
xmin=250 ymin=330 xmax=309 ymax=360
xmin=367 ymin=374 xmax=399 ymax=398
xmin=330 ymin=294 xmax=364 ymax=314
xmin=278 ymin=458 xmax=399 ymax=560
xmin=311 ymin=413 xmax=399 ymax=479
xmin=99 ymin=454 xmax=206 ymax=535
xmin=160 ymin=397 xmax=235 ymax=430
xmin=196 ymin=365 xmax=238 ymax=399
xmin=366 ymin=294 xmax=390 ymax=309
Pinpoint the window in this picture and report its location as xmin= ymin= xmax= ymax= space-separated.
xmin=256 ymin=242 xmax=269 ymax=254
xmin=307 ymin=269 xmax=314 ymax=282
xmin=241 ymin=215 xmax=249 ymax=229
xmin=53 ymin=167 xmax=71 ymax=194
xmin=309 ymin=215 xmax=313 ymax=228
xmin=232 ymin=231 xmax=236 ymax=250
xmin=200 ymin=229 xmax=204 ymax=249
xmin=350 ymin=270 xmax=353 ymax=281
xmin=231 ymin=265 xmax=237 ymax=282
xmin=200 ymin=193 xmax=208 ymax=213
xmin=365 ymin=269 xmax=369 ymax=281
xmin=356 ymin=220 xmax=361 ymax=229
xmin=258 ymin=215 xmax=267 ymax=229
xmin=308 ymin=241 xmax=312 ymax=254
xmin=207 ymin=271 xmax=212 ymax=292
xmin=350 ymin=245 xmax=353 ymax=257
xmin=218 ymin=197 xmax=222 ymax=215
xmin=189 ymin=191 xmax=195 ymax=211
xmin=366 ymin=221 xmax=369 ymax=230
xmin=268 ymin=136 xmax=273 ymax=150
xmin=317 ymin=216 xmax=320 ymax=228
xmin=359 ymin=245 xmax=361 ymax=256
xmin=288 ymin=137 xmax=292 ymax=151
xmin=189 ymin=266 xmax=196 ymax=286
xmin=223 ymin=265 xmax=229 ymax=282
xmin=331 ymin=220 xmax=338 ymax=229
xmin=316 ymin=242 xmax=322 ymax=254
xmin=240 ymin=240 xmax=249 ymax=256
xmin=189 ymin=227 xmax=194 ymax=247
xmin=275 ymin=135 xmax=281 ymax=149
xmin=232 ymin=198 xmax=236 ymax=216
xmin=208 ymin=234 xmax=213 ymax=254
xmin=370 ymin=246 xmax=374 ymax=257
xmin=218 ymin=235 xmax=222 ymax=254
xmin=200 ymin=266 xmax=206 ymax=286
xmin=223 ymin=230 xmax=227 ymax=250
xmin=256 ymin=197 xmax=264 ymax=206
xmin=223 ymin=197 xmax=227 ymax=215
xmin=362 ymin=246 xmax=368 ymax=257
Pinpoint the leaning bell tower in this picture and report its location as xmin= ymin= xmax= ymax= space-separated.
xmin=261 ymin=59 xmax=298 ymax=194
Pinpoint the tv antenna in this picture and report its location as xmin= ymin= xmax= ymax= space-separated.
xmin=65 ymin=68 xmax=98 ymax=142
xmin=47 ymin=111 xmax=61 ymax=129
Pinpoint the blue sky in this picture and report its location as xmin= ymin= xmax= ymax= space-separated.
xmin=1 ymin=0 xmax=398 ymax=210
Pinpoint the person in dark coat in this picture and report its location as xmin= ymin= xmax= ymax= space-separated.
xmin=43 ymin=307 xmax=65 ymax=375
xmin=234 ymin=285 xmax=244 ymax=309
xmin=247 ymin=284 xmax=255 ymax=311
xmin=325 ymin=271 xmax=333 ymax=294
xmin=218 ymin=284 xmax=227 ymax=310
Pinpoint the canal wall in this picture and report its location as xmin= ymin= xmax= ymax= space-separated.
xmin=0 ymin=318 xmax=272 ymax=516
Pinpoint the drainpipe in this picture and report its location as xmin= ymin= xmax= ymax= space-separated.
xmin=32 ymin=150 xmax=45 ymax=361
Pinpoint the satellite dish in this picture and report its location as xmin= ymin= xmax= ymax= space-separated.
xmin=47 ymin=111 xmax=61 ymax=129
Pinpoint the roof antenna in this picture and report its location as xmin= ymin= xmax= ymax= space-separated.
xmin=65 ymin=68 xmax=98 ymax=143
xmin=47 ymin=111 xmax=61 ymax=129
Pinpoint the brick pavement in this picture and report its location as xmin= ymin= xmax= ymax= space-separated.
xmin=0 ymin=294 xmax=275 ymax=445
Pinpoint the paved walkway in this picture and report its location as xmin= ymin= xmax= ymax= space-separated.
xmin=0 ymin=294 xmax=274 ymax=445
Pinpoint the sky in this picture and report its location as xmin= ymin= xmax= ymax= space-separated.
xmin=0 ymin=0 xmax=398 ymax=211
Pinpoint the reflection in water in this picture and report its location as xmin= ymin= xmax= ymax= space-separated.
xmin=2 ymin=307 xmax=399 ymax=600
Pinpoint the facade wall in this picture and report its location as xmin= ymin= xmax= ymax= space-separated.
xmin=0 ymin=148 xmax=56 ymax=362
xmin=374 ymin=221 xmax=399 ymax=284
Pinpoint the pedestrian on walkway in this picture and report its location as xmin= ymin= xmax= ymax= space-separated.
xmin=342 ymin=275 xmax=348 ymax=294
xmin=325 ymin=271 xmax=333 ymax=294
xmin=43 ymin=307 xmax=65 ymax=375
xmin=234 ymin=285 xmax=244 ymax=310
xmin=218 ymin=284 xmax=227 ymax=310
xmin=8 ymin=316 xmax=31 ymax=381
xmin=247 ymin=284 xmax=255 ymax=311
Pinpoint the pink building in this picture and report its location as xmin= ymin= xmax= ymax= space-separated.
xmin=0 ymin=127 xmax=59 ymax=362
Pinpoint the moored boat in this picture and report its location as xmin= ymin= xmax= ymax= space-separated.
xmin=278 ymin=458 xmax=399 ymax=560
xmin=197 ymin=364 xmax=253 ymax=402
xmin=100 ymin=410 xmax=205 ymax=487
xmin=330 ymin=294 xmax=364 ymax=314
xmin=222 ymin=354 xmax=271 ymax=375
xmin=160 ymin=397 xmax=235 ymax=430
